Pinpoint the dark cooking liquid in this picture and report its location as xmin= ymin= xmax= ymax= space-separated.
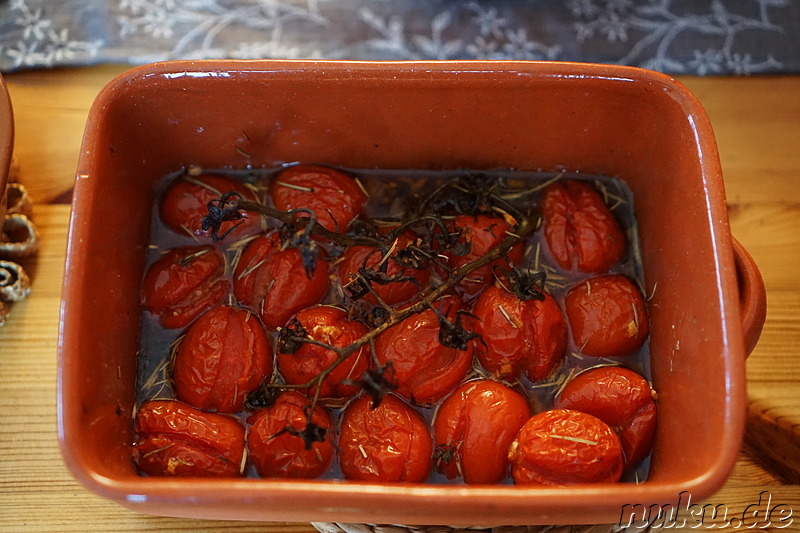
xmin=136 ymin=167 xmax=651 ymax=484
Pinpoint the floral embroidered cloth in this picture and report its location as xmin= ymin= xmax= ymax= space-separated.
xmin=0 ymin=0 xmax=797 ymax=74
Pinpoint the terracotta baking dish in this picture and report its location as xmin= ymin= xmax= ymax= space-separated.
xmin=58 ymin=61 xmax=765 ymax=526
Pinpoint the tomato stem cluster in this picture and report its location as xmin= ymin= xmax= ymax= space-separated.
xmin=203 ymin=181 xmax=543 ymax=439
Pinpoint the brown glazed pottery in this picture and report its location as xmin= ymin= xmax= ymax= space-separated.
xmin=58 ymin=61 xmax=766 ymax=525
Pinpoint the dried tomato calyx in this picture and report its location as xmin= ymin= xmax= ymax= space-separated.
xmin=349 ymin=218 xmax=383 ymax=240
xmin=269 ymin=420 xmax=328 ymax=451
xmin=443 ymin=227 xmax=472 ymax=257
xmin=435 ymin=307 xmax=482 ymax=351
xmin=433 ymin=442 xmax=463 ymax=473
xmin=364 ymin=307 xmax=390 ymax=328
xmin=496 ymin=265 xmax=547 ymax=301
xmin=343 ymin=363 xmax=397 ymax=409
xmin=354 ymin=268 xmax=421 ymax=300
xmin=393 ymin=244 xmax=433 ymax=270
xmin=201 ymin=191 xmax=246 ymax=241
xmin=278 ymin=208 xmax=322 ymax=278
xmin=244 ymin=381 xmax=280 ymax=410
xmin=277 ymin=317 xmax=311 ymax=354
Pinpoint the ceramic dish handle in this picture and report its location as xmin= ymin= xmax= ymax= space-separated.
xmin=731 ymin=237 xmax=767 ymax=358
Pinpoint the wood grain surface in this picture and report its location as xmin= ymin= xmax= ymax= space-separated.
xmin=1 ymin=65 xmax=798 ymax=532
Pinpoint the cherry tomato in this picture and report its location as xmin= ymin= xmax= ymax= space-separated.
xmin=565 ymin=275 xmax=649 ymax=358
xmin=160 ymin=173 xmax=262 ymax=239
xmin=233 ymin=232 xmax=330 ymax=330
xmin=439 ymin=214 xmax=524 ymax=299
xmin=339 ymin=394 xmax=432 ymax=482
xmin=141 ymin=246 xmax=230 ymax=329
xmin=375 ymin=296 xmax=475 ymax=405
xmin=541 ymin=180 xmax=625 ymax=273
xmin=172 ymin=305 xmax=273 ymax=413
xmin=247 ymin=390 xmax=335 ymax=479
xmin=338 ymin=230 xmax=431 ymax=306
xmin=472 ymin=284 xmax=567 ymax=382
xmin=270 ymin=165 xmax=367 ymax=234
xmin=433 ymin=380 xmax=530 ymax=484
xmin=133 ymin=400 xmax=245 ymax=477
xmin=276 ymin=306 xmax=370 ymax=401
xmin=553 ymin=366 xmax=657 ymax=469
xmin=508 ymin=409 xmax=623 ymax=485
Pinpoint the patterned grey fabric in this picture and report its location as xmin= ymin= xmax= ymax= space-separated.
xmin=0 ymin=0 xmax=797 ymax=74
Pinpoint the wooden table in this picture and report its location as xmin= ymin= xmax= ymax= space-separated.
xmin=1 ymin=65 xmax=798 ymax=532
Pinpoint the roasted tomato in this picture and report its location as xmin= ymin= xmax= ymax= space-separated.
xmin=247 ymin=390 xmax=335 ymax=479
xmin=433 ymin=380 xmax=530 ymax=484
xmin=133 ymin=400 xmax=245 ymax=477
xmin=160 ymin=173 xmax=262 ymax=239
xmin=338 ymin=230 xmax=431 ymax=306
xmin=541 ymin=180 xmax=625 ymax=273
xmin=270 ymin=165 xmax=367 ymax=234
xmin=554 ymin=366 xmax=657 ymax=469
xmin=339 ymin=394 xmax=432 ymax=482
xmin=508 ymin=409 xmax=623 ymax=485
xmin=172 ymin=305 xmax=273 ymax=413
xmin=472 ymin=284 xmax=567 ymax=382
xmin=565 ymin=275 xmax=649 ymax=358
xmin=276 ymin=306 xmax=370 ymax=401
xmin=375 ymin=296 xmax=475 ymax=405
xmin=233 ymin=232 xmax=330 ymax=330
xmin=141 ymin=246 xmax=230 ymax=329
xmin=439 ymin=214 xmax=525 ymax=298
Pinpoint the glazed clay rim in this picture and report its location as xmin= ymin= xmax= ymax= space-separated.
xmin=731 ymin=237 xmax=766 ymax=357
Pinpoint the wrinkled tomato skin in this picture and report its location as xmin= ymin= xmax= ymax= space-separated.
xmin=172 ymin=305 xmax=273 ymax=413
xmin=472 ymin=284 xmax=567 ymax=382
xmin=270 ymin=165 xmax=367 ymax=234
xmin=541 ymin=180 xmax=625 ymax=273
xmin=565 ymin=275 xmax=649 ymax=358
xmin=339 ymin=394 xmax=432 ymax=483
xmin=276 ymin=306 xmax=370 ymax=401
xmin=141 ymin=246 xmax=230 ymax=329
xmin=233 ymin=232 xmax=330 ymax=330
xmin=440 ymin=214 xmax=524 ymax=299
xmin=508 ymin=409 xmax=624 ymax=485
xmin=375 ymin=296 xmax=474 ymax=405
xmin=247 ymin=390 xmax=335 ymax=479
xmin=133 ymin=400 xmax=245 ymax=477
xmin=338 ymin=230 xmax=431 ymax=306
xmin=433 ymin=380 xmax=530 ymax=484
xmin=554 ymin=366 xmax=657 ymax=469
xmin=160 ymin=173 xmax=262 ymax=239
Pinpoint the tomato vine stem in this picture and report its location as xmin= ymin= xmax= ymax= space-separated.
xmin=257 ymin=208 xmax=541 ymax=410
xmin=203 ymin=180 xmax=542 ymax=421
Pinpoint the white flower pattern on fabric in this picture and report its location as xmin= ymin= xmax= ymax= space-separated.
xmin=0 ymin=0 xmax=793 ymax=74
xmin=571 ymin=0 xmax=784 ymax=73
xmin=3 ymin=0 xmax=103 ymax=68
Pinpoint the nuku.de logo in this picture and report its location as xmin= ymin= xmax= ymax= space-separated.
xmin=615 ymin=491 xmax=793 ymax=530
